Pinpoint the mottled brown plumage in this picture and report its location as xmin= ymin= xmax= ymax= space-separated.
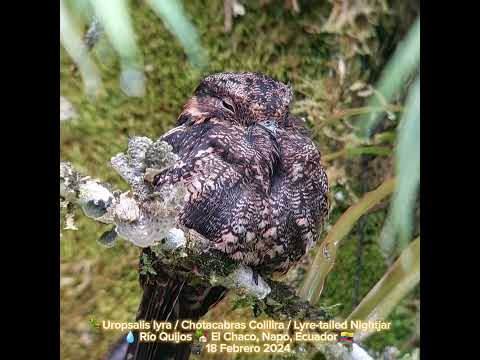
xmin=120 ymin=72 xmax=329 ymax=360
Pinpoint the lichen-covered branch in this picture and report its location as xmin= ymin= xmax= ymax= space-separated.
xmin=60 ymin=137 xmax=270 ymax=300
xmin=60 ymin=136 xmax=332 ymax=316
xmin=60 ymin=136 xmax=379 ymax=359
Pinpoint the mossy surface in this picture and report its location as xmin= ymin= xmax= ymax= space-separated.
xmin=60 ymin=1 xmax=419 ymax=359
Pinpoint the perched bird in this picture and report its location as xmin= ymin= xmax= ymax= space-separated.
xmin=106 ymin=72 xmax=329 ymax=360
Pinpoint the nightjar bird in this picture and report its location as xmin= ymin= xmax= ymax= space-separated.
xmin=110 ymin=72 xmax=329 ymax=360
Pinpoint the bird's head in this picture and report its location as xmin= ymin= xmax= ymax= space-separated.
xmin=177 ymin=72 xmax=294 ymax=128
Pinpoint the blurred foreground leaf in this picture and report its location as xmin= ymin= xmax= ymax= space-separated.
xmin=354 ymin=17 xmax=420 ymax=255
xmin=60 ymin=0 xmax=102 ymax=95
xmin=383 ymin=78 xmax=420 ymax=254
xmin=89 ymin=0 xmax=145 ymax=96
xmin=61 ymin=0 xmax=206 ymax=97
xmin=147 ymin=0 xmax=207 ymax=68
xmin=358 ymin=18 xmax=419 ymax=137
xmin=322 ymin=104 xmax=403 ymax=127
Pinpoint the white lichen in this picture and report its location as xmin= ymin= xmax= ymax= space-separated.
xmin=77 ymin=180 xmax=115 ymax=219
xmin=212 ymin=265 xmax=271 ymax=299
xmin=60 ymin=96 xmax=78 ymax=122
xmin=165 ymin=228 xmax=187 ymax=250
xmin=114 ymin=192 xmax=140 ymax=223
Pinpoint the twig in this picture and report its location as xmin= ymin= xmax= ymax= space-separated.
xmin=322 ymin=146 xmax=391 ymax=162
xmin=224 ymin=0 xmax=233 ymax=33
xmin=321 ymin=105 xmax=403 ymax=127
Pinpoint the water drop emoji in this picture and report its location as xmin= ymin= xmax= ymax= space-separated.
xmin=126 ymin=331 xmax=135 ymax=344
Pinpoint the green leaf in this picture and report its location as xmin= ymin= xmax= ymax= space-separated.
xmin=346 ymin=237 xmax=420 ymax=342
xmin=89 ymin=0 xmax=145 ymax=96
xmin=382 ymin=77 xmax=420 ymax=254
xmin=358 ymin=18 xmax=420 ymax=138
xmin=147 ymin=0 xmax=208 ymax=69
xmin=299 ymin=178 xmax=396 ymax=304
xmin=140 ymin=253 xmax=157 ymax=276
xmin=60 ymin=0 xmax=102 ymax=95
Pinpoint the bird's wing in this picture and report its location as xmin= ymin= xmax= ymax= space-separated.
xmin=268 ymin=129 xmax=329 ymax=273
xmin=155 ymin=120 xmax=273 ymax=247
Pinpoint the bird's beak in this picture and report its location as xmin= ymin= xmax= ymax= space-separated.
xmin=177 ymin=96 xmax=210 ymax=126
xmin=258 ymin=120 xmax=278 ymax=136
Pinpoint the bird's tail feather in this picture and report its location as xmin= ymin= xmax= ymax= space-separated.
xmin=127 ymin=271 xmax=187 ymax=360
xmin=104 ymin=265 xmax=227 ymax=360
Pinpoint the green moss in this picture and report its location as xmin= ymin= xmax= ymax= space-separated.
xmin=311 ymin=353 xmax=327 ymax=360
xmin=139 ymin=253 xmax=158 ymax=276
xmin=193 ymin=249 xmax=239 ymax=278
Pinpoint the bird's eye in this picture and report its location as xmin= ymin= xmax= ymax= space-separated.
xmin=221 ymin=99 xmax=235 ymax=113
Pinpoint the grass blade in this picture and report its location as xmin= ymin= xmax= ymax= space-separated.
xmin=346 ymin=237 xmax=420 ymax=341
xmin=299 ymin=178 xmax=396 ymax=304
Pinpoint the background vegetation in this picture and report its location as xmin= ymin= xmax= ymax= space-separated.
xmin=60 ymin=1 xmax=420 ymax=359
